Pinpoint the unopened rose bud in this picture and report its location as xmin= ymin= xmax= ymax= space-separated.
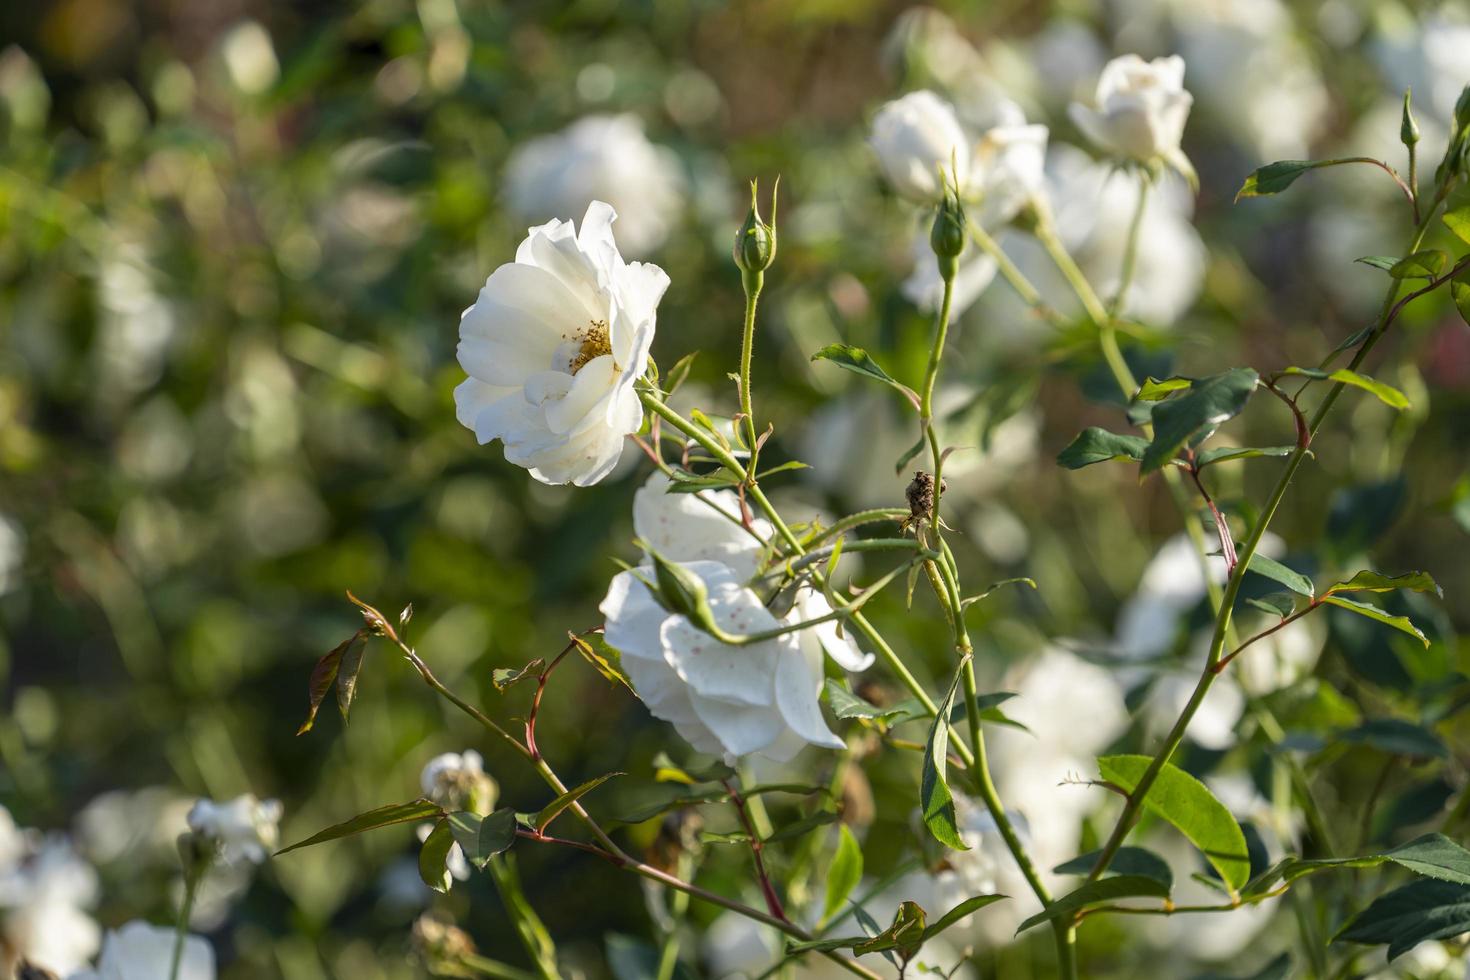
xmin=646 ymin=548 xmax=725 ymax=639
xmin=733 ymin=178 xmax=778 ymax=277
xmin=929 ymin=185 xmax=967 ymax=280
xmin=1402 ymin=90 xmax=1421 ymax=147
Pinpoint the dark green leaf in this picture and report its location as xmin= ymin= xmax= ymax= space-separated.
xmin=276 ymin=798 xmax=444 ymax=855
xmin=811 ymin=345 xmax=919 ymax=409
xmin=823 ymin=824 xmax=863 ymax=920
xmin=1386 ymin=833 xmax=1470 ymax=885
xmin=297 ymin=631 xmax=365 ymax=736
xmin=765 ymin=810 xmax=840 ymax=844
xmin=920 ymin=661 xmax=970 ymax=851
xmin=1338 ymin=719 xmax=1446 ymax=758
xmin=1098 ymin=755 xmax=1251 ymax=891
xmin=418 ymin=819 xmax=455 ymax=894
xmin=1389 ymin=249 xmax=1449 ymax=279
xmin=1016 ymin=876 xmax=1170 ymax=934
xmin=533 ymin=773 xmax=622 ymax=832
xmin=1057 ymin=427 xmax=1150 ymax=469
xmin=1246 ymin=553 xmax=1315 ymax=598
xmin=491 ymin=658 xmax=544 ymax=692
xmin=1189 ymin=952 xmax=1292 ymax=980
xmin=1321 ymin=595 xmax=1430 ymax=647
xmin=1246 ymin=593 xmax=1297 ymax=618
xmin=1235 ymin=160 xmax=1318 ymax=200
xmin=447 ymin=808 xmax=517 ymax=868
xmin=1053 ymin=846 xmax=1174 ymax=890
xmin=1326 ymin=570 xmax=1442 ymax=598
xmin=1142 ymin=368 xmax=1259 ymax=474
xmin=921 ymin=894 xmax=1006 ymax=941
xmin=1336 ymin=879 xmax=1470 ymax=960
xmin=334 ymin=633 xmax=368 ymax=725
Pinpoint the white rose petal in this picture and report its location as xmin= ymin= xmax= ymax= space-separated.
xmin=79 ymin=920 xmax=215 ymax=980
xmin=631 ymin=471 xmax=771 ymax=581
xmin=455 ymin=201 xmax=669 ymax=486
xmin=870 ymin=90 xmax=972 ymax=202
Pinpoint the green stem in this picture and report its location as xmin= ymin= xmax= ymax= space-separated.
xmin=968 ymin=223 xmax=1066 ymax=327
xmin=1109 ymin=176 xmax=1151 ymax=321
xmin=739 ymin=271 xmax=764 ymax=466
xmin=169 ymin=869 xmax=202 ymax=980
xmin=1085 ymin=196 xmax=1445 ymax=885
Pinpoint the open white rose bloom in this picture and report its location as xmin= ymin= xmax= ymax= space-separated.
xmin=454 ymin=201 xmax=670 ymax=486
xmin=186 ymin=794 xmax=282 ymax=865
xmin=601 ymin=473 xmax=873 ymax=762
xmin=1069 ymin=54 xmax=1194 ymax=173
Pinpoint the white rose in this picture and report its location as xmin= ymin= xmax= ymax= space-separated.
xmin=185 ymin=794 xmax=281 ymax=865
xmin=870 ymin=90 xmax=972 ymax=202
xmin=1068 ymin=54 xmax=1194 ymax=168
xmin=71 ymin=920 xmax=215 ymax=980
xmin=601 ymin=476 xmax=871 ymax=761
xmin=504 ymin=114 xmax=686 ymax=258
xmin=454 ymin=201 xmax=670 ymax=487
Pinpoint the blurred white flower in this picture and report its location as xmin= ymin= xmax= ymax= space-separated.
xmin=71 ymin=920 xmax=214 ymax=980
xmin=504 ymin=115 xmax=685 ymax=257
xmin=186 ymin=794 xmax=281 ymax=865
xmin=870 ymin=90 xmax=972 ymax=202
xmin=419 ymin=750 xmax=497 ymax=813
xmin=1069 ymin=54 xmax=1193 ymax=171
xmin=0 ymin=817 xmax=101 ymax=976
xmin=76 ymin=788 xmax=191 ymax=867
xmin=454 ymin=201 xmax=669 ymax=486
xmin=1145 ymin=669 xmax=1245 ymax=750
xmin=0 ymin=513 xmax=23 ymax=595
xmin=220 ymin=21 xmax=279 ymax=96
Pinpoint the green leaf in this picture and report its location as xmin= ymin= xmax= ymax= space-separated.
xmin=1053 ymin=846 xmax=1174 ymax=890
xmin=1280 ymin=366 xmax=1410 ymax=410
xmin=1385 ymin=833 xmax=1470 ymax=885
xmin=756 ymin=460 xmax=810 ymax=479
xmin=920 ymin=661 xmax=970 ymax=851
xmin=662 ymin=352 xmax=697 ymax=397
xmin=1336 ymin=879 xmax=1470 ymax=960
xmin=1326 ymin=570 xmax=1442 ymax=598
xmin=825 ymin=680 xmax=887 ymax=720
xmin=418 ymin=818 xmax=455 ymax=894
xmin=921 ymin=894 xmax=1006 ymax=940
xmin=1246 ymin=593 xmax=1297 ymax=618
xmin=1194 ymin=445 xmax=1295 ymax=467
xmin=1444 ymin=204 xmax=1470 ymax=245
xmin=894 ymin=433 xmax=925 ymax=475
xmin=297 ymin=630 xmax=366 ymax=735
xmin=1245 ymin=553 xmax=1315 ymax=597
xmin=1355 ymin=255 xmax=1398 ymax=273
xmin=959 ymin=578 xmax=1038 ymax=608
xmin=1016 ymin=876 xmax=1170 ymax=934
xmin=447 ymin=808 xmax=517 ymax=868
xmin=1098 ymin=755 xmax=1251 ymax=892
xmin=788 ymin=901 xmax=929 ymax=958
xmin=1321 ymin=595 xmax=1430 ymax=647
xmin=1391 ymin=250 xmax=1449 ymax=279
xmin=1141 ymin=368 xmax=1259 ymax=475
xmin=766 ymin=810 xmax=840 ymax=844
xmin=1057 ymin=427 xmax=1150 ymax=469
xmin=334 ymin=633 xmax=368 ymax=725
xmin=1136 ymin=376 xmax=1194 ymax=400
xmin=276 ymin=797 xmax=444 ymax=855
xmin=491 ymin=658 xmax=545 ymax=692
xmin=823 ymin=825 xmax=864 ymax=921
xmin=1235 ymin=160 xmax=1318 ymax=200
xmin=533 ymin=773 xmax=622 ymax=832
xmin=1190 ymin=952 xmax=1293 ymax=980
xmin=1338 ymin=719 xmax=1446 ymax=759
xmin=1452 ymin=278 xmax=1470 ymax=328
xmin=811 ymin=345 xmax=919 ymax=409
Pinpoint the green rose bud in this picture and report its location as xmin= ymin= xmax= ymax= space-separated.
xmin=733 ymin=178 xmax=778 ymax=275
xmin=1401 ymin=89 xmax=1421 ymax=147
xmin=645 ymin=546 xmax=726 ymax=639
xmin=929 ymin=181 xmax=967 ymax=281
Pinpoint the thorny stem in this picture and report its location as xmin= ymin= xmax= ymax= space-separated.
xmin=724 ymin=778 xmax=789 ymax=921
xmin=1084 ymin=188 xmax=1450 ymax=888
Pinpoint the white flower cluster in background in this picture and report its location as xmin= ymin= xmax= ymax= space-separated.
xmin=186 ymin=793 xmax=282 ymax=865
xmin=0 ymin=806 xmax=101 ymax=977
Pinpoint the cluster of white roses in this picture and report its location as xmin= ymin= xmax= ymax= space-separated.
xmin=0 ymin=793 xmax=278 ymax=979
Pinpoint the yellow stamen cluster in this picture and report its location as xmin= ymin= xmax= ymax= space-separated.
xmin=566 ymin=319 xmax=612 ymax=374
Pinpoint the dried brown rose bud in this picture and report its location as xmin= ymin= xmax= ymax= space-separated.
xmin=905 ymin=470 xmax=947 ymax=524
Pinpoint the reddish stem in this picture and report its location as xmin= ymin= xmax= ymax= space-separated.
xmin=525 ymin=627 xmax=604 ymax=762
xmin=723 ymin=778 xmax=788 ymax=922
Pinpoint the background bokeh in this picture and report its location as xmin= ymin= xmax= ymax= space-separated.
xmin=3 ymin=0 xmax=1470 ymax=977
